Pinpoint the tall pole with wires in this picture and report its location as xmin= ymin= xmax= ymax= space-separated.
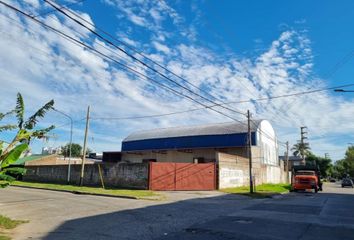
xmin=247 ymin=110 xmax=253 ymax=194
xmin=79 ymin=105 xmax=90 ymax=186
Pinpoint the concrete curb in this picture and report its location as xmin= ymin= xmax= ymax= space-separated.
xmin=10 ymin=185 xmax=139 ymax=200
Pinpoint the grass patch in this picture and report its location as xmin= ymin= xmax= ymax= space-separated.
xmin=11 ymin=181 xmax=160 ymax=200
xmin=0 ymin=215 xmax=28 ymax=240
xmin=0 ymin=236 xmax=11 ymax=240
xmin=0 ymin=215 xmax=27 ymax=230
xmin=221 ymin=184 xmax=291 ymax=198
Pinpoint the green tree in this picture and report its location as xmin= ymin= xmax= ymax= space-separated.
xmin=0 ymin=93 xmax=55 ymax=187
xmin=291 ymin=142 xmax=311 ymax=159
xmin=342 ymin=146 xmax=354 ymax=177
xmin=306 ymin=153 xmax=332 ymax=177
xmin=61 ymin=143 xmax=82 ymax=158
xmin=330 ymin=147 xmax=354 ymax=179
xmin=332 ymin=160 xmax=345 ymax=178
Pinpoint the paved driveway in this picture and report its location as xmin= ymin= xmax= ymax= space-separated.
xmin=0 ymin=187 xmax=256 ymax=240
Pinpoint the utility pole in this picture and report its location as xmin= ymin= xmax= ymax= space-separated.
xmin=247 ymin=110 xmax=253 ymax=194
xmin=300 ymin=126 xmax=308 ymax=163
xmin=325 ymin=153 xmax=329 ymax=159
xmin=79 ymin=105 xmax=90 ymax=186
xmin=285 ymin=141 xmax=289 ymax=183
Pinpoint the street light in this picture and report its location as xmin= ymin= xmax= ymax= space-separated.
xmin=53 ymin=108 xmax=73 ymax=184
xmin=334 ymin=89 xmax=354 ymax=92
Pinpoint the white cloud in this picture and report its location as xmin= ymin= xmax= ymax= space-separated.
xmin=23 ymin=0 xmax=40 ymax=8
xmin=1 ymin=1 xmax=354 ymax=161
xmin=152 ymin=41 xmax=170 ymax=54
xmin=129 ymin=14 xmax=147 ymax=27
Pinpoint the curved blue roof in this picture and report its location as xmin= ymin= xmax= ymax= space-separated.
xmin=122 ymin=121 xmax=260 ymax=152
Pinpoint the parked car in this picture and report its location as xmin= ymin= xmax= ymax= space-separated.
xmin=329 ymin=178 xmax=336 ymax=182
xmin=341 ymin=178 xmax=354 ymax=188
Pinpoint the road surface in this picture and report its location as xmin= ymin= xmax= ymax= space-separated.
xmin=0 ymin=182 xmax=353 ymax=239
xmin=162 ymin=182 xmax=354 ymax=240
xmin=0 ymin=186 xmax=255 ymax=239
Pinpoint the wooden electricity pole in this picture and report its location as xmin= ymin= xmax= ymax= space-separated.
xmin=247 ymin=110 xmax=253 ymax=193
xmin=79 ymin=105 xmax=90 ymax=186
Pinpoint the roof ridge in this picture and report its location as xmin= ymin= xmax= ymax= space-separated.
xmin=123 ymin=120 xmax=263 ymax=142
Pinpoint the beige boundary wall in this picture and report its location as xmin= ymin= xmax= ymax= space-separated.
xmin=217 ymin=147 xmax=286 ymax=189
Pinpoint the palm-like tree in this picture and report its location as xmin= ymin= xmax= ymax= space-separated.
xmin=291 ymin=142 xmax=311 ymax=159
xmin=0 ymin=93 xmax=55 ymax=186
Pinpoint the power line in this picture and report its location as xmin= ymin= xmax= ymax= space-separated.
xmin=210 ymin=83 xmax=354 ymax=106
xmin=31 ymin=0 xmax=87 ymax=18
xmin=32 ymin=4 xmax=248 ymax=119
xmin=89 ymin=82 xmax=354 ymax=119
xmin=268 ymin=47 xmax=354 ymax=124
xmin=55 ymin=117 xmax=86 ymax=129
xmin=43 ymin=0 xmax=247 ymax=117
xmin=4 ymin=12 xmax=350 ymax=122
xmin=25 ymin=1 xmax=354 ymax=113
xmin=3 ymin=7 xmax=351 ymax=143
xmin=90 ymin=109 xmax=203 ymax=120
xmin=5 ymin=1 xmax=350 ymax=146
xmin=51 ymin=0 xmax=227 ymax=103
xmin=0 ymin=1 xmax=248 ymax=125
xmin=0 ymin=12 xmax=245 ymax=139
xmin=0 ymin=15 xmax=170 ymax=110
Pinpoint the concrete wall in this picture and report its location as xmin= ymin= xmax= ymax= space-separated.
xmin=217 ymin=147 xmax=263 ymax=188
xmin=122 ymin=149 xmax=217 ymax=163
xmin=217 ymin=146 xmax=286 ymax=189
xmin=23 ymin=162 xmax=149 ymax=189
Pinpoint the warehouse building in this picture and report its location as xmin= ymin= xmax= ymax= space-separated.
xmin=121 ymin=120 xmax=286 ymax=190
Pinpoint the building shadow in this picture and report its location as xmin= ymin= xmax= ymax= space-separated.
xmin=42 ymin=193 xmax=250 ymax=240
xmin=42 ymin=190 xmax=354 ymax=240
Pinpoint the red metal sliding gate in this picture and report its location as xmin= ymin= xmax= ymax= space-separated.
xmin=149 ymin=162 xmax=216 ymax=191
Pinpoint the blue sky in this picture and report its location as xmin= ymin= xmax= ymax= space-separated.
xmin=1 ymin=0 xmax=354 ymax=160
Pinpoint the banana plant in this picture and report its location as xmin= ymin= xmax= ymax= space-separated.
xmin=0 ymin=143 xmax=28 ymax=187
xmin=0 ymin=93 xmax=55 ymax=187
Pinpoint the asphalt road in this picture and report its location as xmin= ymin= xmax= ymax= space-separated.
xmin=161 ymin=182 xmax=354 ymax=240
xmin=0 ymin=187 xmax=256 ymax=240
xmin=1 ymin=183 xmax=353 ymax=240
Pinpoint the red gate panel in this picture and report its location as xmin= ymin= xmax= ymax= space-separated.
xmin=149 ymin=162 xmax=216 ymax=191
xmin=175 ymin=163 xmax=215 ymax=190
xmin=149 ymin=162 xmax=175 ymax=190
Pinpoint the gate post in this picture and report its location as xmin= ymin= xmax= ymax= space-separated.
xmin=214 ymin=162 xmax=217 ymax=190
xmin=148 ymin=162 xmax=152 ymax=190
